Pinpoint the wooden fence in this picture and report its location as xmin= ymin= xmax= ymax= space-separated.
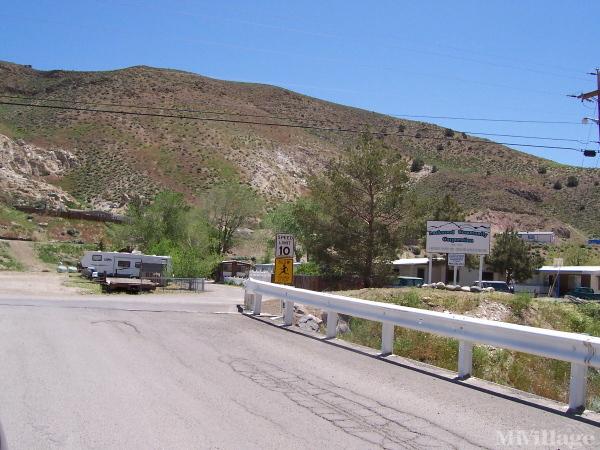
xmin=13 ymin=205 xmax=126 ymax=223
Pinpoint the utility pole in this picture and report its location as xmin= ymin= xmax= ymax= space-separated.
xmin=571 ymin=69 xmax=600 ymax=156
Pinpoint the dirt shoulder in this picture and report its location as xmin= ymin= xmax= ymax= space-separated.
xmin=0 ymin=271 xmax=82 ymax=297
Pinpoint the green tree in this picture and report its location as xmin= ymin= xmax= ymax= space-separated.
xmin=487 ymin=230 xmax=544 ymax=284
xmin=121 ymin=191 xmax=189 ymax=249
xmin=301 ymin=132 xmax=408 ymax=287
xmin=110 ymin=191 xmax=221 ymax=278
xmin=432 ymin=194 xmax=466 ymax=221
xmin=204 ymin=183 xmax=263 ymax=254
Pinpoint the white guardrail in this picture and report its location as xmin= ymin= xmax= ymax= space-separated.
xmin=244 ymin=278 xmax=600 ymax=412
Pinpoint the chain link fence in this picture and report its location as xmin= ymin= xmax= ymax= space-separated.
xmin=141 ymin=277 xmax=205 ymax=292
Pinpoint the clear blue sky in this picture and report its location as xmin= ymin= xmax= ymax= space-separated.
xmin=1 ymin=0 xmax=599 ymax=167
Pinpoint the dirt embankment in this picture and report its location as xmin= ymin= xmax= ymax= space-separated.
xmin=4 ymin=240 xmax=47 ymax=271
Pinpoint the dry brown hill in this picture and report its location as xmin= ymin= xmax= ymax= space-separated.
xmin=1 ymin=61 xmax=599 ymax=235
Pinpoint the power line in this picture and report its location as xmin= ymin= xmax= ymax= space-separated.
xmin=388 ymin=112 xmax=581 ymax=125
xmin=0 ymin=94 xmax=590 ymax=144
xmin=0 ymin=100 xmax=587 ymax=153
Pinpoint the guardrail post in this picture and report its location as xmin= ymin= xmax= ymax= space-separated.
xmin=253 ymin=293 xmax=263 ymax=316
xmin=458 ymin=341 xmax=473 ymax=379
xmin=326 ymin=311 xmax=338 ymax=339
xmin=381 ymin=322 xmax=394 ymax=356
xmin=568 ymin=362 xmax=587 ymax=413
xmin=283 ymin=300 xmax=294 ymax=326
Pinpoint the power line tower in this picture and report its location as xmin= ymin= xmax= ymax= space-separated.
xmin=570 ymin=68 xmax=600 ymax=157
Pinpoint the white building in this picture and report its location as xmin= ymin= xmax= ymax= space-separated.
xmin=529 ymin=265 xmax=600 ymax=297
xmin=392 ymin=257 xmax=502 ymax=286
xmin=517 ymin=231 xmax=555 ymax=244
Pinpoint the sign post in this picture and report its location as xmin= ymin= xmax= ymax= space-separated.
xmin=448 ymin=253 xmax=465 ymax=285
xmin=274 ymin=234 xmax=295 ymax=286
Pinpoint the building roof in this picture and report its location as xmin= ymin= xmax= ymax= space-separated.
xmin=392 ymin=258 xmax=430 ymax=266
xmin=517 ymin=231 xmax=554 ymax=235
xmin=538 ymin=266 xmax=600 ymax=274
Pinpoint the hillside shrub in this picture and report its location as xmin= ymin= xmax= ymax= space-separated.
xmin=410 ymin=157 xmax=425 ymax=172
xmin=538 ymin=166 xmax=547 ymax=174
xmin=566 ymin=176 xmax=579 ymax=187
xmin=553 ymin=180 xmax=562 ymax=190
xmin=444 ymin=128 xmax=455 ymax=137
xmin=508 ymin=293 xmax=532 ymax=318
xmin=431 ymin=165 xmax=438 ymax=173
xmin=296 ymin=261 xmax=321 ymax=276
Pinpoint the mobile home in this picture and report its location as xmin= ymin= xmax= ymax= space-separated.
xmin=80 ymin=251 xmax=172 ymax=278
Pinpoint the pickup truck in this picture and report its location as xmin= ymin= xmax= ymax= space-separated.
xmin=565 ymin=287 xmax=600 ymax=301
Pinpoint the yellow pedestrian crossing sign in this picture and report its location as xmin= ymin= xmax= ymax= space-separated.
xmin=274 ymin=257 xmax=294 ymax=285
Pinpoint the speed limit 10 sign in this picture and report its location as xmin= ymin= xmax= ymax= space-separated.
xmin=275 ymin=234 xmax=295 ymax=258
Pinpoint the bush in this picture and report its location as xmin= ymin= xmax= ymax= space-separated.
xmin=444 ymin=128 xmax=455 ymax=137
xmin=295 ymin=261 xmax=321 ymax=276
xmin=35 ymin=242 xmax=95 ymax=266
xmin=509 ymin=293 xmax=532 ymax=318
xmin=410 ymin=157 xmax=425 ymax=172
xmin=431 ymin=165 xmax=438 ymax=173
xmin=566 ymin=176 xmax=579 ymax=187
xmin=538 ymin=166 xmax=547 ymax=174
xmin=553 ymin=180 xmax=562 ymax=190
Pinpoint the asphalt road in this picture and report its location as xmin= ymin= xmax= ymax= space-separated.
xmin=0 ymin=285 xmax=599 ymax=449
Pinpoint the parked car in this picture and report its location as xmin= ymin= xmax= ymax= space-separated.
xmin=389 ymin=276 xmax=424 ymax=288
xmin=472 ymin=281 xmax=513 ymax=293
xmin=565 ymin=287 xmax=600 ymax=301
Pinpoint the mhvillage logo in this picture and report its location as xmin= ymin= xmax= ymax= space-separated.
xmin=496 ymin=429 xmax=595 ymax=448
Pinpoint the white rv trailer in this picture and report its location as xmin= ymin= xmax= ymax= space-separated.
xmin=80 ymin=251 xmax=172 ymax=278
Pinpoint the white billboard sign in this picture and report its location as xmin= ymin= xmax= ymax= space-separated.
xmin=448 ymin=253 xmax=465 ymax=267
xmin=275 ymin=234 xmax=295 ymax=258
xmin=426 ymin=221 xmax=491 ymax=255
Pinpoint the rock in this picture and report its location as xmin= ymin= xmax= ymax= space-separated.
xmin=320 ymin=311 xmax=328 ymax=323
xmin=470 ymin=286 xmax=482 ymax=293
xmin=336 ymin=319 xmax=350 ymax=334
xmin=422 ymin=296 xmax=432 ymax=301
xmin=483 ymin=287 xmax=495 ymax=293
xmin=66 ymin=228 xmax=80 ymax=237
xmin=461 ymin=286 xmax=471 ymax=292
xmin=0 ymin=134 xmax=79 ymax=209
xmin=298 ymin=314 xmax=321 ymax=332
xmin=435 ymin=282 xmax=446 ymax=289
xmin=294 ymin=306 xmax=306 ymax=315
xmin=421 ymin=283 xmax=430 ymax=289
xmin=37 ymin=222 xmax=48 ymax=227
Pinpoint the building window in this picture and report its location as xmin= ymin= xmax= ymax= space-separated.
xmin=417 ymin=268 xmax=425 ymax=279
xmin=134 ymin=262 xmax=141 ymax=268
xmin=92 ymin=255 xmax=102 ymax=261
xmin=117 ymin=260 xmax=131 ymax=268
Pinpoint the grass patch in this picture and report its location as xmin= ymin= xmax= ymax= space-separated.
xmin=507 ymin=292 xmax=532 ymax=318
xmin=35 ymin=242 xmax=95 ymax=266
xmin=64 ymin=273 xmax=102 ymax=294
xmin=0 ymin=205 xmax=36 ymax=238
xmin=331 ymin=287 xmax=600 ymax=410
xmin=0 ymin=241 xmax=24 ymax=271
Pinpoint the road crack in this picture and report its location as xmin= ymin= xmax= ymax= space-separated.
xmin=91 ymin=319 xmax=140 ymax=334
xmin=224 ymin=356 xmax=486 ymax=449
